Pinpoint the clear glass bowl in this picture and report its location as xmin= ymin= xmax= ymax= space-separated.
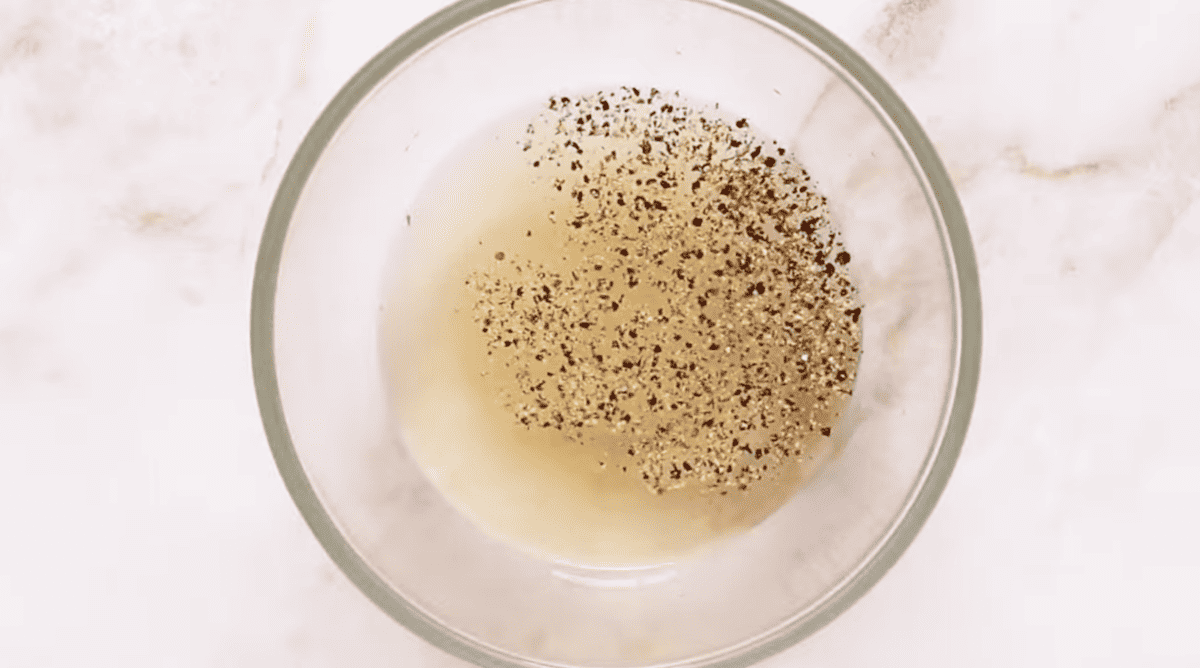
xmin=251 ymin=0 xmax=982 ymax=666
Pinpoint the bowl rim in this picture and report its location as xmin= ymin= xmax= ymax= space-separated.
xmin=250 ymin=0 xmax=983 ymax=665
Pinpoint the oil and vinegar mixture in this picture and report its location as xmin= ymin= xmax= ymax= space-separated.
xmin=383 ymin=88 xmax=862 ymax=566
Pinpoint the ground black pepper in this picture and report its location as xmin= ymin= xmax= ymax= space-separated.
xmin=471 ymin=87 xmax=862 ymax=495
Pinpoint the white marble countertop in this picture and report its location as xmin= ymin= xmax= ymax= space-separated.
xmin=2 ymin=0 xmax=1198 ymax=665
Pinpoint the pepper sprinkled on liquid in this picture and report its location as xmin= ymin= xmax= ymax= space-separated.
xmin=469 ymin=88 xmax=862 ymax=495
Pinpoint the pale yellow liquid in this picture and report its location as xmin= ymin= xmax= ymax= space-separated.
xmin=382 ymin=109 xmax=844 ymax=567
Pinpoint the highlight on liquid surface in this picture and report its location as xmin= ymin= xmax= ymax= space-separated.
xmin=383 ymin=88 xmax=862 ymax=566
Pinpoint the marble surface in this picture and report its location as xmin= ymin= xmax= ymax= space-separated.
xmin=2 ymin=0 xmax=1198 ymax=665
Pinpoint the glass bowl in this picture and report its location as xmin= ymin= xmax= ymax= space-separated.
xmin=250 ymin=0 xmax=982 ymax=666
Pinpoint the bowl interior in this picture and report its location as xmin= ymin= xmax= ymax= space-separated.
xmin=254 ymin=0 xmax=979 ymax=666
